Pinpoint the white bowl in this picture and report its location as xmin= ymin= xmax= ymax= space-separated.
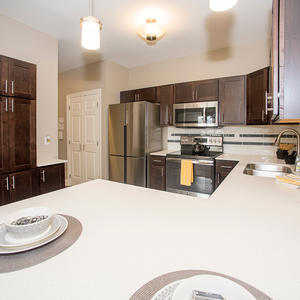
xmin=4 ymin=207 xmax=53 ymax=241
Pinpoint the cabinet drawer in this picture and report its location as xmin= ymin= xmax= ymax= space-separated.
xmin=150 ymin=155 xmax=166 ymax=166
xmin=216 ymin=160 xmax=238 ymax=173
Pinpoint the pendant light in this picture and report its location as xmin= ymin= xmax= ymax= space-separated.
xmin=80 ymin=0 xmax=102 ymax=50
xmin=210 ymin=0 xmax=238 ymax=12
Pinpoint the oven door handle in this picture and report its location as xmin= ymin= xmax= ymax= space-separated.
xmin=166 ymin=157 xmax=214 ymax=166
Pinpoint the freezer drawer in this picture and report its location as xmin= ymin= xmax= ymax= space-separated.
xmin=127 ymin=156 xmax=146 ymax=187
xmin=109 ymin=155 xmax=124 ymax=184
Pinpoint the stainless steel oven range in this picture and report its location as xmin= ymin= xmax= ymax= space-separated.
xmin=166 ymin=135 xmax=223 ymax=197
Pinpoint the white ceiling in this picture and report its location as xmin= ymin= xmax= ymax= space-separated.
xmin=0 ymin=0 xmax=273 ymax=72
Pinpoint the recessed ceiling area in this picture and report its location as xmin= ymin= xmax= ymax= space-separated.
xmin=0 ymin=0 xmax=273 ymax=72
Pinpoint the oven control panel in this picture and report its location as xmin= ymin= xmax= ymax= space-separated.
xmin=180 ymin=135 xmax=223 ymax=147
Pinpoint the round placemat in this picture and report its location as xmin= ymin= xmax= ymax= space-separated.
xmin=0 ymin=215 xmax=82 ymax=273
xmin=130 ymin=270 xmax=272 ymax=300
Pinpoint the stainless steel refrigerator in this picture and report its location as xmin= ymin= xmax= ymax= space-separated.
xmin=109 ymin=101 xmax=162 ymax=187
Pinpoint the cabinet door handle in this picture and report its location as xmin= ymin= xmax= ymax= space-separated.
xmin=262 ymin=110 xmax=265 ymax=122
xmin=5 ymin=80 xmax=8 ymax=93
xmin=222 ymin=113 xmax=225 ymax=123
xmin=153 ymin=159 xmax=162 ymax=163
xmin=217 ymin=173 xmax=220 ymax=185
xmin=265 ymin=91 xmax=268 ymax=115
xmin=192 ymin=90 xmax=195 ymax=100
xmin=5 ymin=177 xmax=9 ymax=191
xmin=195 ymin=90 xmax=198 ymax=100
xmin=220 ymin=165 xmax=232 ymax=169
xmin=11 ymin=176 xmax=15 ymax=189
xmin=11 ymin=99 xmax=14 ymax=112
xmin=41 ymin=170 xmax=46 ymax=182
xmin=5 ymin=98 xmax=8 ymax=112
xmin=161 ymin=168 xmax=164 ymax=177
xmin=11 ymin=81 xmax=14 ymax=94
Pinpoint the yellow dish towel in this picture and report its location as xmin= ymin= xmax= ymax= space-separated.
xmin=180 ymin=160 xmax=194 ymax=186
xmin=276 ymin=174 xmax=300 ymax=186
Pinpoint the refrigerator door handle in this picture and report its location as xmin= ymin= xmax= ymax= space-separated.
xmin=124 ymin=125 xmax=127 ymax=184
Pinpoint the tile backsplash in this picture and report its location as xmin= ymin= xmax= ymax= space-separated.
xmin=165 ymin=125 xmax=300 ymax=156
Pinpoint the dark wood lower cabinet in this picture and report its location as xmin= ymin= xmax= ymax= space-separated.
xmin=0 ymin=163 xmax=66 ymax=206
xmin=150 ymin=155 xmax=166 ymax=191
xmin=215 ymin=160 xmax=238 ymax=189
xmin=0 ymin=170 xmax=37 ymax=206
xmin=38 ymin=164 xmax=65 ymax=195
xmin=0 ymin=175 xmax=10 ymax=206
xmin=10 ymin=170 xmax=37 ymax=203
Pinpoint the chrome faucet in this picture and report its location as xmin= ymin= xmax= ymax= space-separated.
xmin=275 ymin=128 xmax=300 ymax=171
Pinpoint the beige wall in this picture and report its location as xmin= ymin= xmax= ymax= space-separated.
xmin=0 ymin=13 xmax=58 ymax=162
xmin=58 ymin=60 xmax=129 ymax=179
xmin=129 ymin=40 xmax=271 ymax=89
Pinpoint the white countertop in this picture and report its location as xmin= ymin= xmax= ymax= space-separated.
xmin=150 ymin=149 xmax=175 ymax=156
xmin=0 ymin=154 xmax=299 ymax=299
xmin=37 ymin=158 xmax=68 ymax=167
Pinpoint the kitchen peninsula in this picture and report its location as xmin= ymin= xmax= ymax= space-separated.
xmin=0 ymin=155 xmax=299 ymax=300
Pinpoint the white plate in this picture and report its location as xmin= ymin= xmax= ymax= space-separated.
xmin=0 ymin=215 xmax=68 ymax=254
xmin=172 ymin=275 xmax=255 ymax=300
xmin=0 ymin=215 xmax=61 ymax=248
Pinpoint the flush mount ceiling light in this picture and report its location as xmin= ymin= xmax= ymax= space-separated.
xmin=137 ymin=18 xmax=166 ymax=45
xmin=80 ymin=0 xmax=102 ymax=50
xmin=210 ymin=0 xmax=239 ymax=12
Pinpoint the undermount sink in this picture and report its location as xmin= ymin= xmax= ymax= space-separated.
xmin=243 ymin=163 xmax=293 ymax=178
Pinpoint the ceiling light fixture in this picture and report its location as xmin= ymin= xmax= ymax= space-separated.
xmin=137 ymin=18 xmax=166 ymax=45
xmin=80 ymin=0 xmax=102 ymax=50
xmin=210 ymin=0 xmax=238 ymax=12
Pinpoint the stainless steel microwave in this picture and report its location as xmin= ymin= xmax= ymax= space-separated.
xmin=173 ymin=101 xmax=219 ymax=128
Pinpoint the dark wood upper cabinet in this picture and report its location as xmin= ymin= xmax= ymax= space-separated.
xmin=0 ymin=56 xmax=36 ymax=99
xmin=0 ymin=98 xmax=9 ymax=174
xmin=120 ymin=87 xmax=157 ymax=103
xmin=0 ymin=56 xmax=9 ymax=96
xmin=194 ymin=79 xmax=218 ymax=101
xmin=138 ymin=87 xmax=157 ymax=102
xmin=120 ymin=90 xmax=135 ymax=103
xmin=247 ymin=67 xmax=270 ymax=125
xmin=8 ymin=98 xmax=36 ymax=172
xmin=175 ymin=79 xmax=218 ymax=103
xmin=150 ymin=155 xmax=166 ymax=191
xmin=38 ymin=164 xmax=65 ymax=195
xmin=219 ymin=76 xmax=246 ymax=125
xmin=156 ymin=85 xmax=174 ymax=126
xmin=271 ymin=0 xmax=300 ymax=122
xmin=8 ymin=58 xmax=36 ymax=99
xmin=175 ymin=82 xmax=194 ymax=103
xmin=9 ymin=170 xmax=37 ymax=203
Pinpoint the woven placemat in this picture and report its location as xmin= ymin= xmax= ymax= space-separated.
xmin=0 ymin=215 xmax=82 ymax=273
xmin=130 ymin=270 xmax=272 ymax=300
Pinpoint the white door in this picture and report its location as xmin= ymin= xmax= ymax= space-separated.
xmin=67 ymin=90 xmax=101 ymax=185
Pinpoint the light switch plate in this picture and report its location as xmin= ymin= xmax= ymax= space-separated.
xmin=44 ymin=135 xmax=51 ymax=145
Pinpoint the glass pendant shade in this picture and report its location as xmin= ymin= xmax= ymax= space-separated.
xmin=210 ymin=0 xmax=238 ymax=12
xmin=80 ymin=16 xmax=102 ymax=50
xmin=137 ymin=19 xmax=166 ymax=42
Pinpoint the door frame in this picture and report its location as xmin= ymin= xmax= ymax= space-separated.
xmin=66 ymin=89 xmax=102 ymax=186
